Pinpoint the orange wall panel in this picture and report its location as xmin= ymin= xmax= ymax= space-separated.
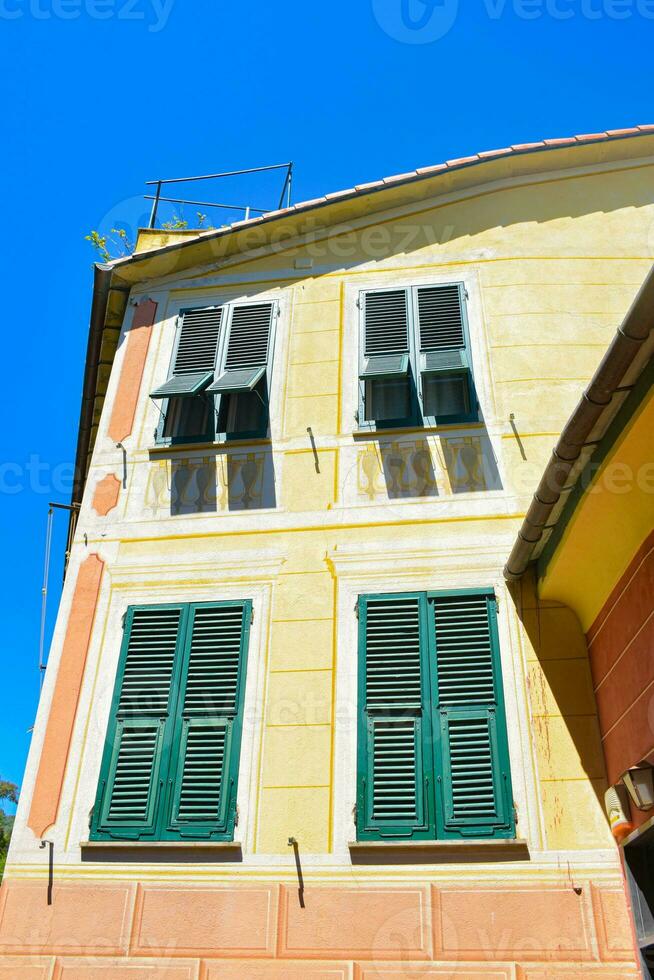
xmin=27 ymin=553 xmax=104 ymax=838
xmin=107 ymin=298 xmax=157 ymax=445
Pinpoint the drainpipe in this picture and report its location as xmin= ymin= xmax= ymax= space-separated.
xmin=504 ymin=264 xmax=654 ymax=581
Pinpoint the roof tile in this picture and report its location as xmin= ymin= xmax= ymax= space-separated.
xmin=355 ymin=180 xmax=384 ymax=192
xmin=478 ymin=147 xmax=511 ymax=159
xmin=511 ymin=141 xmax=545 ymax=151
xmin=383 ymin=171 xmax=418 ymax=184
xmin=445 ymin=155 xmax=480 ymax=167
xmin=415 ymin=163 xmax=449 ymax=175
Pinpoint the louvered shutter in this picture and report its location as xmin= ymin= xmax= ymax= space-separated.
xmin=151 ymin=307 xmax=223 ymax=398
xmin=91 ymin=605 xmax=186 ymax=840
xmin=208 ymin=303 xmax=274 ymax=394
xmin=357 ymin=594 xmax=434 ymax=840
xmin=431 ymin=591 xmax=513 ymax=839
xmin=167 ymin=602 xmax=251 ymax=839
xmin=360 ymin=290 xmax=410 ymax=380
xmin=416 ymin=284 xmax=468 ymax=373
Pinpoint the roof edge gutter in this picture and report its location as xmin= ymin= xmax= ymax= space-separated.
xmin=70 ymin=263 xmax=113 ymax=509
xmin=503 ymin=263 xmax=654 ymax=582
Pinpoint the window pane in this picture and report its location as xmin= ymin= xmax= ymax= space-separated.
xmin=365 ymin=377 xmax=410 ymax=421
xmin=163 ymin=395 xmax=211 ymax=440
xmin=423 ymin=374 xmax=469 ymax=418
xmin=225 ymin=389 xmax=263 ymax=434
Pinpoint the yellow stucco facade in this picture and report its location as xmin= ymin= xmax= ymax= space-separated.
xmin=2 ymin=132 xmax=652 ymax=976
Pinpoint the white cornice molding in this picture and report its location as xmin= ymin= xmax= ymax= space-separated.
xmin=326 ymin=541 xmax=513 ymax=578
xmin=108 ymin=550 xmax=286 ymax=586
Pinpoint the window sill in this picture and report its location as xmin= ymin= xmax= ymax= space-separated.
xmin=80 ymin=840 xmax=243 ymax=863
xmin=149 ymin=438 xmax=271 ymax=456
xmin=348 ymin=838 xmax=529 ymax=864
xmin=353 ymin=421 xmax=483 ymax=439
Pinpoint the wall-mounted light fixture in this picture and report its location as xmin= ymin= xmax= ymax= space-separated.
xmin=622 ymin=762 xmax=654 ymax=811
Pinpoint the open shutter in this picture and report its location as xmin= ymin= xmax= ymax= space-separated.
xmin=167 ymin=601 xmax=251 ymax=839
xmin=91 ymin=605 xmax=185 ymax=840
xmin=360 ymin=290 xmax=410 ymax=379
xmin=431 ymin=591 xmax=514 ymax=839
xmin=416 ymin=284 xmax=466 ymax=368
xmin=151 ymin=307 xmax=223 ymax=398
xmin=208 ymin=303 xmax=274 ymax=393
xmin=416 ymin=284 xmax=476 ymax=420
xmin=357 ymin=594 xmax=434 ymax=840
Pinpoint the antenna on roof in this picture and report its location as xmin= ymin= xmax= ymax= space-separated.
xmin=144 ymin=162 xmax=293 ymax=229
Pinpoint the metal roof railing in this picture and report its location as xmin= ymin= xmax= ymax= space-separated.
xmin=144 ymin=162 xmax=293 ymax=228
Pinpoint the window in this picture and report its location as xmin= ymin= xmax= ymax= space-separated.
xmin=151 ymin=301 xmax=277 ymax=444
xmin=90 ymin=601 xmax=251 ymax=842
xmin=358 ymin=283 xmax=476 ymax=428
xmin=356 ymin=589 xmax=514 ymax=841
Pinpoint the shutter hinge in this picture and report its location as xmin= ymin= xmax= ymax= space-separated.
xmin=354 ymin=601 xmax=359 ymax=619
xmin=235 ymin=804 xmax=240 ymax=827
xmin=250 ymin=606 xmax=254 ymax=625
xmin=121 ymin=610 xmax=127 ymax=630
xmin=352 ymin=803 xmax=357 ymax=824
xmin=356 ymin=297 xmax=360 ymax=308
xmin=464 ymin=288 xmax=469 ymax=301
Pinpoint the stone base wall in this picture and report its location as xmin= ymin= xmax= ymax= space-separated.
xmin=0 ymin=877 xmax=639 ymax=978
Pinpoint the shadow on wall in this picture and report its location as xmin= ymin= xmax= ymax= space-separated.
xmin=362 ymin=427 xmax=502 ymax=501
xmin=508 ymin=571 xmax=610 ymax=845
xmin=145 ymin=448 xmax=277 ymax=516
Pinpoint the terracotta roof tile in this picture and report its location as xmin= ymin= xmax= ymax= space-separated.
xmin=415 ymin=163 xmax=449 ymax=175
xmin=511 ymin=141 xmax=544 ymax=151
xmin=445 ymin=155 xmax=480 ymax=167
xmin=383 ymin=171 xmax=418 ymax=184
xmin=478 ymin=147 xmax=510 ymax=159
xmin=355 ymin=180 xmax=385 ymax=191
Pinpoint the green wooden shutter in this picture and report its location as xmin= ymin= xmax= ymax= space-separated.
xmin=431 ymin=591 xmax=514 ymax=839
xmin=151 ymin=306 xmax=223 ymax=398
xmin=360 ymin=289 xmax=410 ymax=379
xmin=165 ymin=601 xmax=251 ymax=840
xmin=90 ymin=605 xmax=187 ymax=840
xmin=416 ymin=284 xmax=465 ymax=354
xmin=208 ymin=303 xmax=274 ymax=393
xmin=415 ymin=284 xmax=476 ymax=422
xmin=356 ymin=594 xmax=435 ymax=840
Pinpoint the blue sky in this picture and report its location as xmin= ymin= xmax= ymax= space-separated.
xmin=1 ymin=0 xmax=653 ymax=801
